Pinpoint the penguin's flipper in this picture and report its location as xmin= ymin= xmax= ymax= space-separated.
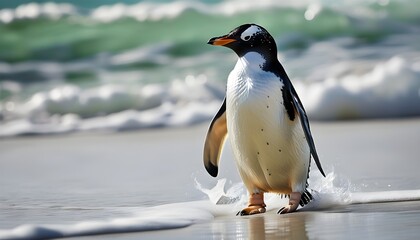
xmin=203 ymin=98 xmax=228 ymax=177
xmin=289 ymin=86 xmax=326 ymax=177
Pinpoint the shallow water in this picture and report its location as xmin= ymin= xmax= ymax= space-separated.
xmin=1 ymin=119 xmax=420 ymax=239
xmin=181 ymin=203 xmax=420 ymax=240
xmin=0 ymin=124 xmax=239 ymax=232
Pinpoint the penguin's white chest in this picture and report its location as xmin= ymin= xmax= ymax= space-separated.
xmin=226 ymin=52 xmax=309 ymax=194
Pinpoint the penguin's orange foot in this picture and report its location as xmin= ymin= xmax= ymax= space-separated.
xmin=237 ymin=192 xmax=266 ymax=216
xmin=237 ymin=205 xmax=266 ymax=216
xmin=277 ymin=192 xmax=301 ymax=214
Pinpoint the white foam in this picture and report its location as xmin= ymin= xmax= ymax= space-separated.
xmin=296 ymin=56 xmax=420 ymax=120
xmin=351 ymin=190 xmax=420 ymax=204
xmin=0 ymin=2 xmax=76 ymax=23
xmin=195 ymin=178 xmax=245 ymax=205
xmin=0 ymin=203 xmax=214 ymax=240
xmin=0 ymin=76 xmax=224 ymax=137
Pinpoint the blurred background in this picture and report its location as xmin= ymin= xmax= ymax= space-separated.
xmin=0 ymin=0 xmax=419 ymax=137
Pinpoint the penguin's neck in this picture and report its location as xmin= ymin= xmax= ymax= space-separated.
xmin=227 ymin=51 xmax=279 ymax=99
xmin=236 ymin=52 xmax=268 ymax=73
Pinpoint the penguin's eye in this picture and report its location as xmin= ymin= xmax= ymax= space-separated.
xmin=242 ymin=35 xmax=251 ymax=41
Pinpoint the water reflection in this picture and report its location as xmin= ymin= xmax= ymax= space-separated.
xmin=204 ymin=201 xmax=420 ymax=239
xmin=210 ymin=212 xmax=309 ymax=239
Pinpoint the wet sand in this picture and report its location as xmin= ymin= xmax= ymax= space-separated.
xmin=1 ymin=118 xmax=420 ymax=239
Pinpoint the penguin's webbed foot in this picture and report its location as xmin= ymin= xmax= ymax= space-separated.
xmin=237 ymin=192 xmax=266 ymax=216
xmin=237 ymin=205 xmax=266 ymax=216
xmin=277 ymin=192 xmax=301 ymax=214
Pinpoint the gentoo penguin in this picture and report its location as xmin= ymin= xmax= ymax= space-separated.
xmin=203 ymin=24 xmax=326 ymax=215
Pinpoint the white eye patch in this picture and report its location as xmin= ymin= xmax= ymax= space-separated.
xmin=240 ymin=25 xmax=262 ymax=41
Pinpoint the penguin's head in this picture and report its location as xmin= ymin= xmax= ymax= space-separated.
xmin=208 ymin=23 xmax=277 ymax=58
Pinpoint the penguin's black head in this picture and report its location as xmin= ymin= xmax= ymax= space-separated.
xmin=208 ymin=23 xmax=277 ymax=58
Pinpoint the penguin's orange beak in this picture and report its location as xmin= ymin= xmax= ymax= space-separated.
xmin=208 ymin=35 xmax=236 ymax=46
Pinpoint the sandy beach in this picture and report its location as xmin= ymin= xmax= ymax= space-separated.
xmin=1 ymin=118 xmax=420 ymax=239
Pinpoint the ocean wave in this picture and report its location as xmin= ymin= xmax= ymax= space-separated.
xmin=0 ymin=1 xmax=321 ymax=23
xmin=1 ymin=0 xmax=418 ymax=63
xmin=297 ymin=56 xmax=420 ymax=120
xmin=0 ymin=75 xmax=224 ymax=137
xmin=89 ymin=0 xmax=311 ymax=23
xmin=1 ymin=55 xmax=419 ymax=137
xmin=2 ymin=0 xmax=419 ymax=24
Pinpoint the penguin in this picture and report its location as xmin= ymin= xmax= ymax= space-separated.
xmin=203 ymin=23 xmax=326 ymax=215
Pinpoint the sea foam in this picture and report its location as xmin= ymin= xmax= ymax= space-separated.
xmin=297 ymin=56 xmax=420 ymax=120
xmin=0 ymin=76 xmax=223 ymax=137
xmin=0 ymin=3 xmax=76 ymax=23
